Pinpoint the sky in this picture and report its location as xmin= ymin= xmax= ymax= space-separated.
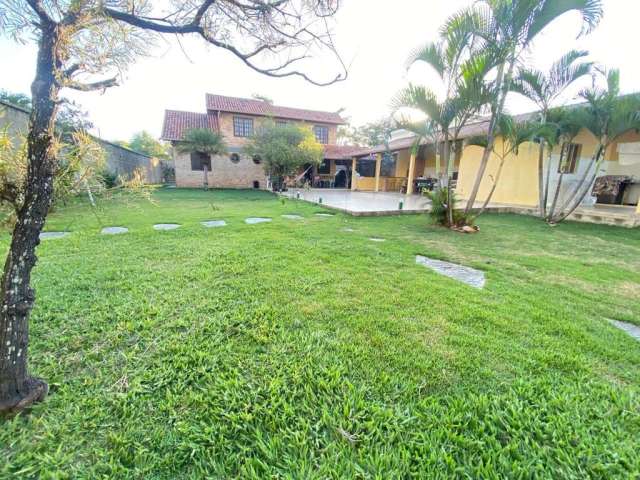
xmin=1 ymin=0 xmax=638 ymax=142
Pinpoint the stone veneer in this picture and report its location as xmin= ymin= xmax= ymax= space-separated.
xmin=173 ymin=151 xmax=269 ymax=189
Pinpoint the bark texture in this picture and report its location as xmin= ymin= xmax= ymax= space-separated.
xmin=0 ymin=23 xmax=60 ymax=414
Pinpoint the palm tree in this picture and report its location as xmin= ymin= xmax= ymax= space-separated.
xmin=549 ymin=70 xmax=640 ymax=223
xmin=176 ymin=128 xmax=228 ymax=156
xmin=512 ymin=50 xmax=593 ymax=217
xmin=465 ymin=115 xmax=541 ymax=214
xmin=447 ymin=0 xmax=604 ymax=214
xmin=392 ymin=35 xmax=493 ymax=226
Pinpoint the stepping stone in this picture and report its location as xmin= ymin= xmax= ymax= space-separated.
xmin=39 ymin=232 xmax=69 ymax=240
xmin=416 ymin=255 xmax=485 ymax=289
xmin=101 ymin=227 xmax=128 ymax=235
xmin=369 ymin=237 xmax=386 ymax=242
xmin=153 ymin=224 xmax=181 ymax=231
xmin=315 ymin=213 xmax=334 ymax=217
xmin=282 ymin=215 xmax=303 ymax=220
xmin=608 ymin=319 xmax=640 ymax=342
xmin=245 ymin=217 xmax=271 ymax=224
xmin=343 ymin=228 xmax=355 ymax=232
xmin=202 ymin=220 xmax=226 ymax=228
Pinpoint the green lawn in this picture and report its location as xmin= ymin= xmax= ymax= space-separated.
xmin=2 ymin=188 xmax=639 ymax=479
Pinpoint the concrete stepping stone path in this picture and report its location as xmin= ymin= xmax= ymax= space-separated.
xmin=39 ymin=232 xmax=69 ymax=240
xmin=101 ymin=227 xmax=128 ymax=235
xmin=608 ymin=319 xmax=640 ymax=342
xmin=315 ymin=213 xmax=334 ymax=217
xmin=202 ymin=220 xmax=227 ymax=228
xmin=369 ymin=237 xmax=386 ymax=242
xmin=416 ymin=255 xmax=486 ymax=289
xmin=154 ymin=224 xmax=181 ymax=231
xmin=343 ymin=228 xmax=355 ymax=232
xmin=282 ymin=214 xmax=303 ymax=220
xmin=245 ymin=217 xmax=272 ymax=224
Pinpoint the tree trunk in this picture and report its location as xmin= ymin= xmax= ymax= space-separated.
xmin=478 ymin=156 xmax=506 ymax=215
xmin=0 ymin=25 xmax=61 ymax=414
xmin=537 ymin=141 xmax=546 ymax=217
xmin=554 ymin=143 xmax=603 ymax=218
xmin=464 ymin=57 xmax=512 ymax=214
xmin=542 ymin=146 xmax=553 ymax=217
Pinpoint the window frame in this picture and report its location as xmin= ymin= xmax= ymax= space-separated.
xmin=233 ymin=116 xmax=254 ymax=137
xmin=558 ymin=143 xmax=581 ymax=174
xmin=313 ymin=125 xmax=329 ymax=144
xmin=356 ymin=158 xmax=376 ymax=178
xmin=190 ymin=151 xmax=212 ymax=171
xmin=380 ymin=152 xmax=398 ymax=177
xmin=317 ymin=158 xmax=331 ymax=174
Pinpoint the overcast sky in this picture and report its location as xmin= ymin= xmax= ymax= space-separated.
xmin=1 ymin=0 xmax=638 ymax=142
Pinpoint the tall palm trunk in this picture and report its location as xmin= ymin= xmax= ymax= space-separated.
xmin=537 ymin=141 xmax=546 ymax=217
xmin=552 ymin=145 xmax=606 ymax=223
xmin=542 ymin=146 xmax=553 ymax=215
xmin=464 ymin=56 xmax=513 ymax=214
xmin=478 ymin=156 xmax=506 ymax=215
xmin=547 ymin=172 xmax=565 ymax=223
xmin=0 ymin=25 xmax=61 ymax=413
xmin=555 ymin=142 xmax=604 ymax=217
xmin=445 ymin=137 xmax=454 ymax=226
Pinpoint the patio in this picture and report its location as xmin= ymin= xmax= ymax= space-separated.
xmin=282 ymin=189 xmax=432 ymax=215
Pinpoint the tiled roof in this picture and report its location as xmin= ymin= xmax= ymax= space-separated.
xmin=161 ymin=110 xmax=219 ymax=141
xmin=323 ymin=144 xmax=364 ymax=159
xmin=206 ymin=94 xmax=345 ymax=125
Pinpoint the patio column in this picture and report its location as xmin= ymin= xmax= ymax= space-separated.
xmin=351 ymin=156 xmax=357 ymax=191
xmin=374 ymin=153 xmax=382 ymax=192
xmin=407 ymin=151 xmax=417 ymax=195
xmin=636 ymin=202 xmax=640 ymax=214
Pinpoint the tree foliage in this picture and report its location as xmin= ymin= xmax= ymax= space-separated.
xmin=127 ymin=131 xmax=170 ymax=160
xmin=176 ymin=128 xmax=228 ymax=156
xmin=244 ymin=123 xmax=323 ymax=182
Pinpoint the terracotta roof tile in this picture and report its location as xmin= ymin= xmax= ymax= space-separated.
xmin=322 ymin=144 xmax=364 ymax=159
xmin=161 ymin=110 xmax=219 ymax=141
xmin=206 ymin=94 xmax=345 ymax=125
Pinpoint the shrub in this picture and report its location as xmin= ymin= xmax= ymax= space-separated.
xmin=426 ymin=187 xmax=474 ymax=228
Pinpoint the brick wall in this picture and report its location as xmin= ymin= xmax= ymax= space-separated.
xmin=174 ymin=150 xmax=269 ymax=189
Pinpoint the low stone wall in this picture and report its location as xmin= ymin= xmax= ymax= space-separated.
xmin=0 ymin=100 xmax=162 ymax=184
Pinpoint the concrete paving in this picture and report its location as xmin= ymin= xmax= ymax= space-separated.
xmin=284 ymin=189 xmax=431 ymax=215
xmin=608 ymin=319 xmax=640 ymax=342
xmin=153 ymin=224 xmax=181 ymax=230
xmin=416 ymin=255 xmax=486 ymax=289
xmin=101 ymin=227 xmax=128 ymax=235
xmin=245 ymin=217 xmax=272 ymax=224
xmin=39 ymin=232 xmax=69 ymax=240
xmin=281 ymin=215 xmax=304 ymax=220
xmin=369 ymin=237 xmax=386 ymax=242
xmin=202 ymin=220 xmax=227 ymax=228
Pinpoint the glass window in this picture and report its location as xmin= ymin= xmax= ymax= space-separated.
xmin=380 ymin=152 xmax=397 ymax=177
xmin=233 ymin=116 xmax=254 ymax=137
xmin=313 ymin=125 xmax=329 ymax=144
xmin=558 ymin=143 xmax=581 ymax=174
xmin=230 ymin=153 xmax=240 ymax=164
xmin=190 ymin=152 xmax=211 ymax=171
xmin=276 ymin=119 xmax=289 ymax=127
xmin=356 ymin=158 xmax=376 ymax=177
xmin=317 ymin=159 xmax=331 ymax=174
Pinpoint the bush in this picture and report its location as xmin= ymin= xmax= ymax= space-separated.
xmin=426 ymin=187 xmax=474 ymax=228
xmin=100 ymin=170 xmax=118 ymax=189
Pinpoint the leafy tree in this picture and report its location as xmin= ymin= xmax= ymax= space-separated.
xmin=176 ymin=129 xmax=228 ymax=156
xmin=337 ymin=120 xmax=395 ymax=147
xmin=512 ymin=50 xmax=593 ymax=217
xmin=244 ymin=123 xmax=323 ymax=191
xmin=0 ymin=0 xmax=345 ymax=414
xmin=0 ymin=90 xmax=32 ymax=109
xmin=129 ymin=131 xmax=170 ymax=160
xmin=393 ymin=31 xmax=492 ymax=226
xmin=450 ymin=0 xmax=604 ymax=214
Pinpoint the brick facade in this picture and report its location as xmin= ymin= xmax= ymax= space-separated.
xmin=173 ymin=150 xmax=269 ymax=189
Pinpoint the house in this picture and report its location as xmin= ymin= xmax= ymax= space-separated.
xmin=160 ymin=94 xmax=360 ymax=189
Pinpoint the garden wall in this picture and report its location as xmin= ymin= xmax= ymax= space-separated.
xmin=0 ymin=100 xmax=162 ymax=184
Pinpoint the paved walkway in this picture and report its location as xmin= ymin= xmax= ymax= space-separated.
xmin=282 ymin=189 xmax=431 ymax=215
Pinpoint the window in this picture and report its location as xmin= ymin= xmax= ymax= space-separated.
xmin=558 ymin=143 xmax=581 ymax=174
xmin=380 ymin=152 xmax=398 ymax=177
xmin=313 ymin=125 xmax=329 ymax=144
xmin=317 ymin=158 xmax=331 ymax=174
xmin=233 ymin=116 xmax=254 ymax=137
xmin=356 ymin=158 xmax=376 ymax=177
xmin=230 ymin=153 xmax=240 ymax=164
xmin=276 ymin=119 xmax=289 ymax=127
xmin=190 ymin=152 xmax=211 ymax=171
xmin=252 ymin=155 xmax=262 ymax=165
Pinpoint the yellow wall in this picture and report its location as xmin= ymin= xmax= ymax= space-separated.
xmin=456 ymin=138 xmax=540 ymax=206
xmin=456 ymin=128 xmax=640 ymax=207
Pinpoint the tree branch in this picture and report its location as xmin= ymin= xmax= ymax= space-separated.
xmin=26 ymin=0 xmax=54 ymax=24
xmin=65 ymin=77 xmax=119 ymax=92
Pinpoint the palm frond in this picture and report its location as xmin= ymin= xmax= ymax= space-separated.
xmin=407 ymin=42 xmax=446 ymax=79
xmin=527 ymin=0 xmax=603 ymax=43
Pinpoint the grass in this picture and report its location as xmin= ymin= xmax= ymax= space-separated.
xmin=1 ymin=188 xmax=639 ymax=479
